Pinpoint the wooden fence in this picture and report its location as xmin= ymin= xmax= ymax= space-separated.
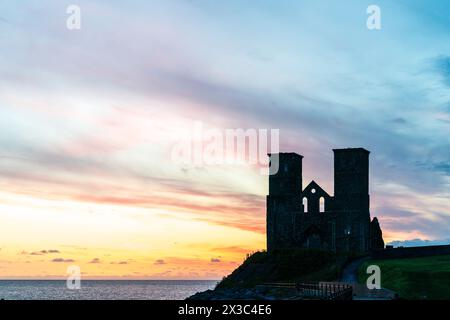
xmin=259 ymin=282 xmax=353 ymax=300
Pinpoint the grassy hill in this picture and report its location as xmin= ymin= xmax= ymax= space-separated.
xmin=358 ymin=255 xmax=450 ymax=299
xmin=217 ymin=249 xmax=350 ymax=289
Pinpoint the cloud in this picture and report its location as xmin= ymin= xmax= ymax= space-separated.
xmin=0 ymin=15 xmax=11 ymax=25
xmin=72 ymin=187 xmax=266 ymax=234
xmin=387 ymin=238 xmax=450 ymax=248
xmin=432 ymin=162 xmax=450 ymax=176
xmin=51 ymin=258 xmax=75 ymax=263
xmin=89 ymin=258 xmax=101 ymax=264
xmin=390 ymin=117 xmax=407 ymax=124
xmin=29 ymin=249 xmax=60 ymax=255
xmin=210 ymin=258 xmax=221 ymax=263
xmin=435 ymin=56 xmax=450 ymax=86
xmin=210 ymin=246 xmax=253 ymax=255
xmin=154 ymin=259 xmax=166 ymax=265
xmin=375 ymin=204 xmax=450 ymax=241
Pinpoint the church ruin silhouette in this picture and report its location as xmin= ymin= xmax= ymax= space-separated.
xmin=267 ymin=148 xmax=384 ymax=253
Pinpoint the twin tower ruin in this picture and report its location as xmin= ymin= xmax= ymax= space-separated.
xmin=267 ymin=148 xmax=384 ymax=254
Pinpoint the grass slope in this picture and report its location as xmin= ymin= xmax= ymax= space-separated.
xmin=358 ymin=255 xmax=450 ymax=299
xmin=217 ymin=249 xmax=349 ymax=289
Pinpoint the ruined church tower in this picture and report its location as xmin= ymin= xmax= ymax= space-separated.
xmin=333 ymin=148 xmax=371 ymax=253
xmin=266 ymin=153 xmax=303 ymax=252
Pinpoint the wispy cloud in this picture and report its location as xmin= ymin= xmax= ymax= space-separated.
xmin=25 ymin=249 xmax=60 ymax=256
xmin=89 ymin=258 xmax=101 ymax=264
xmin=435 ymin=56 xmax=450 ymax=86
xmin=51 ymin=258 xmax=75 ymax=263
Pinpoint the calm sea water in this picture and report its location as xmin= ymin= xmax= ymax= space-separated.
xmin=0 ymin=280 xmax=217 ymax=300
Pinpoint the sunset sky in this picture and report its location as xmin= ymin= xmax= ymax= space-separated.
xmin=0 ymin=0 xmax=449 ymax=279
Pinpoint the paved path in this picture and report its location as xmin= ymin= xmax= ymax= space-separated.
xmin=339 ymin=257 xmax=398 ymax=300
xmin=341 ymin=257 xmax=368 ymax=283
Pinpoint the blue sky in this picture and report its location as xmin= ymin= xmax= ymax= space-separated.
xmin=0 ymin=1 xmax=449 ymax=277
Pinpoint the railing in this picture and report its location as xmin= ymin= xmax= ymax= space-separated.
xmin=296 ymin=282 xmax=353 ymax=300
xmin=259 ymin=282 xmax=353 ymax=300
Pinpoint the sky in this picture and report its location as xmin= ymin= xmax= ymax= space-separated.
xmin=0 ymin=0 xmax=449 ymax=279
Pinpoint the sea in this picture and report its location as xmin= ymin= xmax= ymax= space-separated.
xmin=0 ymin=280 xmax=218 ymax=300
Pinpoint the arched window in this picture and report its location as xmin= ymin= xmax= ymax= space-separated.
xmin=320 ymin=197 xmax=325 ymax=213
xmin=303 ymin=197 xmax=308 ymax=213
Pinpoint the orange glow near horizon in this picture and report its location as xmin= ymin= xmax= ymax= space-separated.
xmin=0 ymin=187 xmax=266 ymax=279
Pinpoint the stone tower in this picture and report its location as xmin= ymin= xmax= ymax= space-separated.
xmin=333 ymin=148 xmax=371 ymax=253
xmin=266 ymin=153 xmax=303 ymax=252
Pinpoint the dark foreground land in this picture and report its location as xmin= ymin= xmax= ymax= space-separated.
xmin=189 ymin=249 xmax=450 ymax=300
